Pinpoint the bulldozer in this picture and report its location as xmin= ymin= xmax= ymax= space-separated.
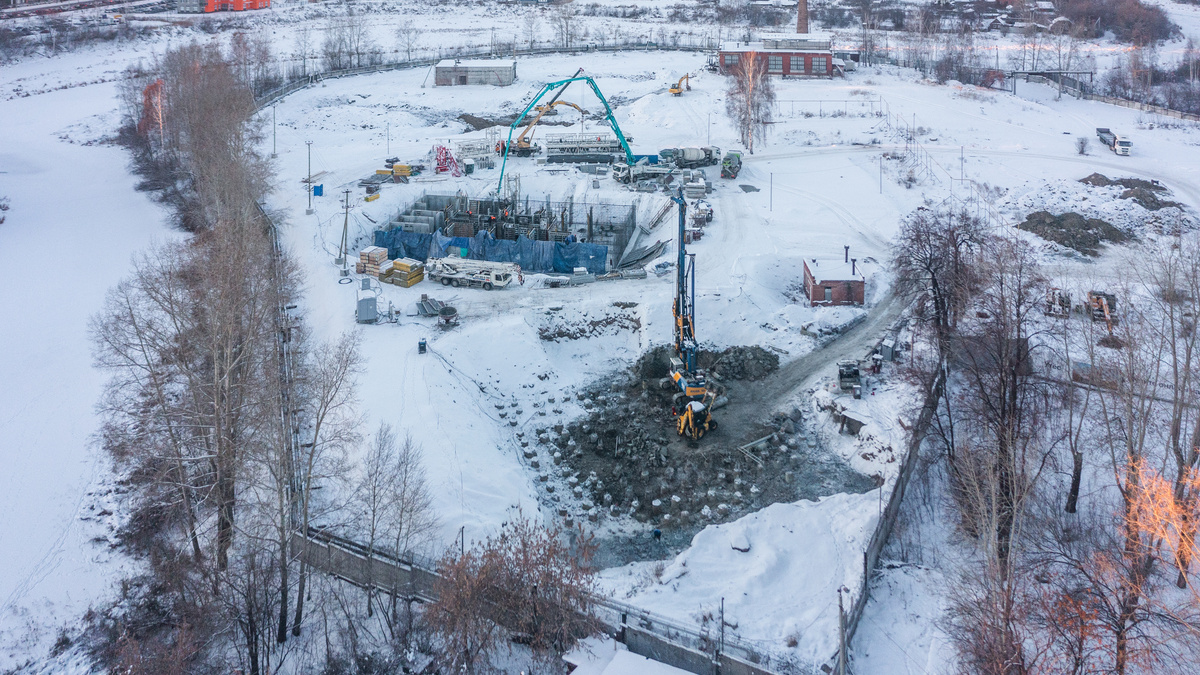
xmin=669 ymin=74 xmax=691 ymax=96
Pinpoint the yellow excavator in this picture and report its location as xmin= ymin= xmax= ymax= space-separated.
xmin=496 ymin=100 xmax=586 ymax=157
xmin=669 ymin=74 xmax=691 ymax=96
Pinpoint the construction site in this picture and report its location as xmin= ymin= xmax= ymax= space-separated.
xmin=235 ymin=30 xmax=1200 ymax=668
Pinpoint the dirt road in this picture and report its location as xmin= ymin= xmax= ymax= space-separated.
xmin=716 ymin=291 xmax=906 ymax=443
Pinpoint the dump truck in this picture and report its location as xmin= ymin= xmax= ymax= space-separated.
xmin=721 ymin=151 xmax=742 ymax=178
xmin=1096 ymin=128 xmax=1132 ymax=156
xmin=425 ymin=258 xmax=521 ymax=290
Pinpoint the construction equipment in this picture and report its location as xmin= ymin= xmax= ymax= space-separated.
xmin=426 ymin=257 xmax=521 ymax=290
xmin=498 ymin=100 xmax=587 ymax=157
xmin=498 ymin=75 xmax=636 ymax=193
xmin=667 ymin=188 xmax=717 ymax=440
xmin=1045 ymin=287 xmax=1071 ymax=317
xmin=1087 ymin=291 xmax=1118 ymax=333
xmin=837 ymin=360 xmax=861 ymax=392
xmin=721 ymin=151 xmax=743 ymax=178
xmin=662 ymin=146 xmax=721 ymax=169
xmin=669 ymin=74 xmax=691 ymax=96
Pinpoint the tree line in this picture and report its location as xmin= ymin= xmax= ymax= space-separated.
xmin=94 ymin=40 xmax=600 ymax=675
xmin=892 ymin=205 xmax=1200 ymax=674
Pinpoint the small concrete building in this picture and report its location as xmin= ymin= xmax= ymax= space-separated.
xmin=718 ymin=33 xmax=836 ymax=78
xmin=434 ymin=59 xmax=517 ymax=87
xmin=802 ymin=257 xmax=866 ymax=306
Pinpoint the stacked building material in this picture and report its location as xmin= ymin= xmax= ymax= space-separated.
xmin=360 ymin=246 xmax=390 ymax=277
xmin=386 ymin=258 xmax=425 ymax=288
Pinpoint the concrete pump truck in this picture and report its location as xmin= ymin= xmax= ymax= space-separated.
xmin=668 ymin=188 xmax=718 ymax=441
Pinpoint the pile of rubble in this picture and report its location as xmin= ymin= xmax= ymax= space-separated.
xmin=516 ymin=349 xmax=870 ymax=538
xmin=705 ymin=345 xmax=780 ymax=381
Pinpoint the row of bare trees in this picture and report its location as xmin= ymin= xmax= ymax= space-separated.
xmin=104 ymin=39 xmax=601 ymax=674
xmin=892 ymin=205 xmax=1200 ymax=674
xmin=102 ymin=41 xmax=443 ymax=674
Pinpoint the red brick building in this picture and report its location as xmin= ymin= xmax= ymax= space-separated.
xmin=718 ymin=33 xmax=836 ymax=78
xmin=180 ymin=0 xmax=269 ymax=13
xmin=802 ymin=258 xmax=866 ymax=306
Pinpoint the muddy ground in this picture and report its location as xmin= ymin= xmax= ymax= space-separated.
xmin=529 ymin=345 xmax=875 ymax=568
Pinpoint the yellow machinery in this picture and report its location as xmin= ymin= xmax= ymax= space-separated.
xmin=669 ymin=74 xmax=691 ymax=96
xmin=668 ymin=188 xmax=716 ymax=441
xmin=678 ymin=391 xmax=717 ymax=440
xmin=497 ymin=100 xmax=586 ymax=157
xmin=1088 ymin=291 xmax=1118 ymax=334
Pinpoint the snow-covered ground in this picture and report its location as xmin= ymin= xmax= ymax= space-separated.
xmin=0 ymin=68 xmax=171 ymax=670
xmin=5 ymin=1 xmax=1200 ymax=669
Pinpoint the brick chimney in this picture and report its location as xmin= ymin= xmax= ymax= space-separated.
xmin=796 ymin=0 xmax=809 ymax=34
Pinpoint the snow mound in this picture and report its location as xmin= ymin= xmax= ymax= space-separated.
xmin=600 ymin=492 xmax=881 ymax=665
xmin=997 ymin=176 xmax=1195 ymax=241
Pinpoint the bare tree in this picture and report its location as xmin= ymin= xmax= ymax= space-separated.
xmin=354 ymin=424 xmax=435 ymax=622
xmin=291 ymin=332 xmax=362 ymax=636
xmin=724 ymin=51 xmax=774 ymax=154
xmin=427 ymin=517 xmax=600 ymax=672
xmin=395 ymin=20 xmax=419 ymax=62
xmin=294 ymin=25 xmax=312 ymax=78
xmin=892 ymin=205 xmax=986 ymax=361
xmin=553 ymin=6 xmax=578 ymax=49
xmin=523 ymin=11 xmax=541 ymax=51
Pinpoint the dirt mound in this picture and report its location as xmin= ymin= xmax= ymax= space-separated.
xmin=1017 ymin=210 xmax=1131 ymax=256
xmin=457 ymin=113 xmax=513 ymax=131
xmin=1080 ymin=172 xmax=1168 ymax=193
xmin=1119 ymin=187 xmax=1180 ymax=211
xmin=703 ymin=346 xmax=780 ymax=381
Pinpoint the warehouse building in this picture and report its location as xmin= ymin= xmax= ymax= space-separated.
xmin=434 ymin=59 xmax=518 ymax=87
xmin=802 ymin=255 xmax=866 ymax=306
xmin=717 ymin=32 xmax=836 ymax=78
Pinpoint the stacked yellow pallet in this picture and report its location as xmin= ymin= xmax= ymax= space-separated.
xmin=392 ymin=164 xmax=413 ymax=177
xmin=386 ymin=258 xmax=424 ymax=288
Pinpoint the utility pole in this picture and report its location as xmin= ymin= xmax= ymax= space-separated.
xmin=338 ymin=189 xmax=350 ymax=276
xmin=272 ymin=105 xmax=277 ymax=158
xmin=386 ymin=120 xmax=390 ymax=156
xmin=707 ymin=113 xmax=711 ymax=146
xmin=305 ymin=140 xmax=314 ymax=215
xmin=960 ymin=146 xmax=964 ymax=181
xmin=879 ymin=155 xmax=883 ymax=194
xmin=769 ymin=172 xmax=773 ymax=211
xmin=838 ymin=588 xmax=848 ymax=675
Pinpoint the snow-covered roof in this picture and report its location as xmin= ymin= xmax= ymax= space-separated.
xmin=805 ymin=258 xmax=867 ymax=282
xmin=1034 ymin=1 xmax=1055 ymax=10
xmin=719 ymin=40 xmax=833 ymax=54
xmin=435 ymin=59 xmax=516 ymax=69
xmin=758 ymin=31 xmax=833 ymax=42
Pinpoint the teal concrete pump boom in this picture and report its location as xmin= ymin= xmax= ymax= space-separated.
xmin=497 ymin=75 xmax=635 ymax=193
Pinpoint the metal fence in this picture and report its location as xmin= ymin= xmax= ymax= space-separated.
xmin=254 ymin=38 xmax=718 ymax=111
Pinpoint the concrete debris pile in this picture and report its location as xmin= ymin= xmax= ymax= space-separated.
xmin=537 ymin=305 xmax=642 ymax=342
xmin=706 ymin=346 xmax=780 ymax=381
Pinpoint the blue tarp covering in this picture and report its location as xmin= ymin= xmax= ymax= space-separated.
xmin=373 ymin=229 xmax=608 ymax=275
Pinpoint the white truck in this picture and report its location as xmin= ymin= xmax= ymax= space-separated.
xmin=425 ymin=258 xmax=521 ymax=290
xmin=1096 ymin=127 xmax=1132 ymax=156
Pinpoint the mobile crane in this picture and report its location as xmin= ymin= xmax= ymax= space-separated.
xmin=669 ymin=74 xmax=691 ymax=96
xmin=668 ymin=188 xmax=717 ymax=441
